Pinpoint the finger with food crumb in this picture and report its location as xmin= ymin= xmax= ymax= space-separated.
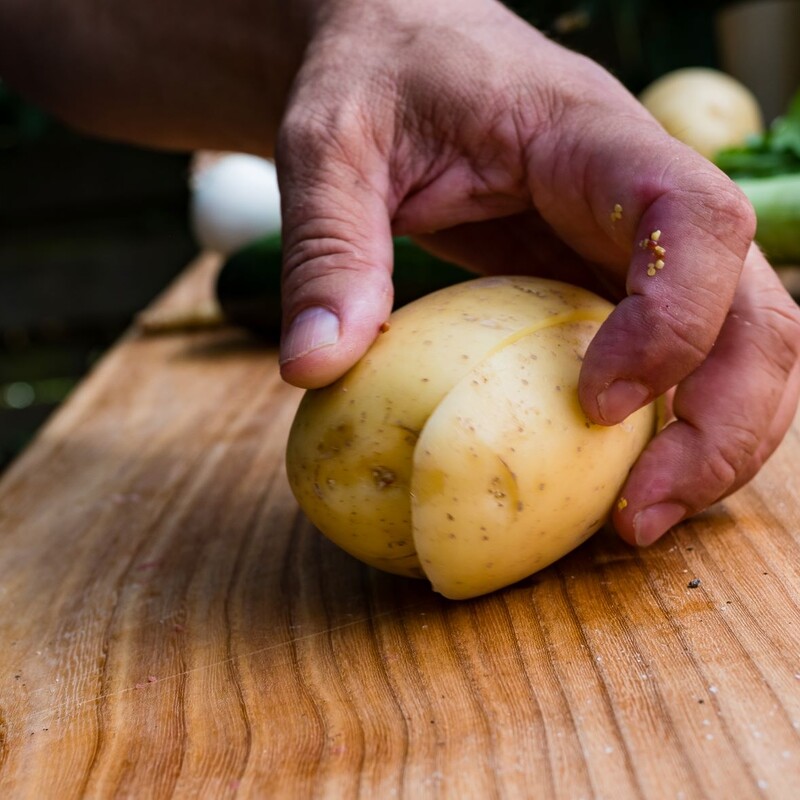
xmin=526 ymin=116 xmax=757 ymax=428
xmin=612 ymin=247 xmax=800 ymax=546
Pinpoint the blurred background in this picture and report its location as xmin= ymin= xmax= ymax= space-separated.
xmin=0 ymin=86 xmax=195 ymax=470
xmin=1 ymin=0 xmax=799 ymax=472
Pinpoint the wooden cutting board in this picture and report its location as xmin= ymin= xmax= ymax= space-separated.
xmin=1 ymin=255 xmax=799 ymax=798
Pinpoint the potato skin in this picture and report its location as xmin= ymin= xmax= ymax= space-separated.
xmin=286 ymin=276 xmax=656 ymax=596
xmin=411 ymin=320 xmax=654 ymax=598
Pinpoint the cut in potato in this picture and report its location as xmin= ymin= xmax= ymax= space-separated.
xmin=286 ymin=276 xmax=656 ymax=598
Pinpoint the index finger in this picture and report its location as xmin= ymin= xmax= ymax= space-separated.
xmin=544 ymin=121 xmax=758 ymax=425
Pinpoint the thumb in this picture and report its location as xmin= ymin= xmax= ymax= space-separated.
xmin=275 ymin=120 xmax=394 ymax=389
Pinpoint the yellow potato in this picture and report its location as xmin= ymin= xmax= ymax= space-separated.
xmin=640 ymin=67 xmax=763 ymax=160
xmin=286 ymin=276 xmax=656 ymax=598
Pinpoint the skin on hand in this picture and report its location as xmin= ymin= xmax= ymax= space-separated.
xmin=275 ymin=0 xmax=800 ymax=548
xmin=2 ymin=0 xmax=798 ymax=548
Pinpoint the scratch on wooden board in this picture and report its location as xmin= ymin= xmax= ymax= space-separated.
xmin=21 ymin=602 xmax=431 ymax=729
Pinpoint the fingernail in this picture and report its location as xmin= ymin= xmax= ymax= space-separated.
xmin=597 ymin=380 xmax=650 ymax=424
xmin=634 ymin=502 xmax=687 ymax=547
xmin=281 ymin=307 xmax=339 ymax=363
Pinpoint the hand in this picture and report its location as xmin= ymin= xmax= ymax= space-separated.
xmin=2 ymin=0 xmax=798 ymax=548
xmin=275 ymin=0 xmax=800 ymax=546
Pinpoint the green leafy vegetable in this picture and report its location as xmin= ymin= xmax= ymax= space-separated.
xmin=715 ymin=89 xmax=800 ymax=179
xmin=714 ymin=89 xmax=800 ymax=262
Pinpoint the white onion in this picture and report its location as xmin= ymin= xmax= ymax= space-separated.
xmin=190 ymin=154 xmax=281 ymax=255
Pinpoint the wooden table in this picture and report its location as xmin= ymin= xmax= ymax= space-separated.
xmin=1 ymin=255 xmax=799 ymax=799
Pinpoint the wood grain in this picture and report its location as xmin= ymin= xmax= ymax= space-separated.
xmin=1 ymin=255 xmax=799 ymax=798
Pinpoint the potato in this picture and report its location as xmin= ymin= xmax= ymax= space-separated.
xmin=640 ymin=67 xmax=763 ymax=160
xmin=286 ymin=277 xmax=656 ymax=599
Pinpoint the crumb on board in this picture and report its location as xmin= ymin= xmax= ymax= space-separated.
xmin=688 ymin=578 xmax=702 ymax=589
xmin=379 ymin=321 xmax=391 ymax=334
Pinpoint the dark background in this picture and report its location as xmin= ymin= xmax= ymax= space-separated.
xmin=0 ymin=89 xmax=195 ymax=470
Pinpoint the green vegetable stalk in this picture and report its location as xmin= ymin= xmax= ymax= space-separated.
xmin=716 ymin=88 xmax=800 ymax=263
xmin=735 ymin=174 xmax=800 ymax=263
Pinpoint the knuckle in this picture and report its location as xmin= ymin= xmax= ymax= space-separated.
xmin=660 ymin=300 xmax=717 ymax=363
xmin=279 ymin=105 xmax=362 ymax=167
xmin=282 ymin=233 xmax=361 ymax=286
xmin=281 ymin=232 xmax=390 ymax=309
xmin=657 ymin=172 xmax=756 ymax=269
xmin=278 ymin=65 xmax=388 ymax=175
xmin=702 ymin=419 xmax=761 ymax=491
xmin=684 ymin=176 xmax=757 ymax=261
xmin=712 ymin=180 xmax=757 ymax=250
xmin=745 ymin=291 xmax=800 ymax=381
xmin=774 ymin=297 xmax=800 ymax=363
xmin=634 ymin=296 xmax=714 ymax=376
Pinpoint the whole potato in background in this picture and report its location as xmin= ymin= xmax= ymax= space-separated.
xmin=640 ymin=67 xmax=764 ymax=159
xmin=286 ymin=277 xmax=657 ymax=599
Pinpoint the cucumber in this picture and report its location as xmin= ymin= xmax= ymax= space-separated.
xmin=215 ymin=235 xmax=473 ymax=338
xmin=736 ymin=174 xmax=800 ymax=263
xmin=215 ymin=233 xmax=283 ymax=338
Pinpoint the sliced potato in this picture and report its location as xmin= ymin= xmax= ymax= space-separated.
xmin=412 ymin=321 xmax=654 ymax=599
xmin=286 ymin=276 xmax=656 ymax=596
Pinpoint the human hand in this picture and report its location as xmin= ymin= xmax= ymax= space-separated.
xmin=2 ymin=0 xmax=797 ymax=548
xmin=276 ymin=0 xmax=800 ymax=546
